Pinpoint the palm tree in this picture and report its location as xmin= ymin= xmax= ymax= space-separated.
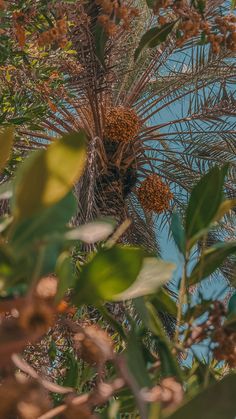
xmin=13 ymin=0 xmax=235 ymax=272
xmin=0 ymin=0 xmax=235 ymax=278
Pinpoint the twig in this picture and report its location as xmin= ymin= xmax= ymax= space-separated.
xmin=38 ymin=377 xmax=125 ymax=419
xmin=106 ymin=218 xmax=132 ymax=248
xmin=12 ymin=353 xmax=73 ymax=394
xmin=38 ymin=404 xmax=67 ymax=419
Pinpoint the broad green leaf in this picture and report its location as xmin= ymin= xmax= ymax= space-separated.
xmin=189 ymin=242 xmax=236 ymax=285
xmin=135 ymin=299 xmax=182 ymax=380
xmin=171 ymin=212 xmax=186 ymax=254
xmin=167 ymin=373 xmax=236 ymax=419
xmin=134 ymin=21 xmax=176 ymax=61
xmin=231 ymin=0 xmax=236 ymax=8
xmin=126 ymin=331 xmax=152 ymax=388
xmin=73 ymin=246 xmax=144 ymax=305
xmin=0 ymin=127 xmax=14 ymax=174
xmin=55 ymin=252 xmax=76 ymax=303
xmin=185 ymin=165 xmax=228 ymax=246
xmin=65 ymin=220 xmax=115 ymax=244
xmin=151 ymin=288 xmax=177 ymax=318
xmin=10 ymin=192 xmax=77 ymax=253
xmin=113 ymin=258 xmax=175 ymax=301
xmin=14 ymin=131 xmax=87 ymax=220
xmin=145 ymin=302 xmax=181 ymax=379
xmin=183 ymin=298 xmax=212 ymax=322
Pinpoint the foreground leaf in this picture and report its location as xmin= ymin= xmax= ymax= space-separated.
xmin=0 ymin=127 xmax=14 ymax=175
xmin=135 ymin=299 xmax=182 ymax=380
xmin=151 ymin=288 xmax=177 ymax=317
xmin=14 ymin=131 xmax=87 ymax=220
xmin=55 ymin=252 xmax=76 ymax=303
xmin=189 ymin=242 xmax=236 ymax=285
xmin=10 ymin=192 xmax=77 ymax=252
xmin=185 ymin=165 xmax=228 ymax=246
xmin=171 ymin=212 xmax=186 ymax=254
xmin=65 ymin=220 xmax=115 ymax=244
xmin=167 ymin=373 xmax=236 ymax=419
xmin=126 ymin=331 xmax=152 ymax=388
xmin=113 ymin=258 xmax=175 ymax=301
xmin=73 ymin=246 xmax=144 ymax=305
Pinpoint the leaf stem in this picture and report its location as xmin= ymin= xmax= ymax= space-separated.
xmin=175 ymin=252 xmax=189 ymax=343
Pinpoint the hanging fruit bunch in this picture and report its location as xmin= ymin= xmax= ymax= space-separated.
xmin=96 ymin=0 xmax=139 ymax=35
xmin=104 ymin=106 xmax=140 ymax=143
xmin=149 ymin=0 xmax=236 ymax=54
xmin=138 ymin=174 xmax=173 ymax=213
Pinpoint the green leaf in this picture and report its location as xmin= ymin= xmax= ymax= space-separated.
xmin=10 ymin=192 xmax=77 ymax=252
xmin=126 ymin=331 xmax=152 ymax=388
xmin=14 ymin=131 xmax=87 ymax=220
xmin=65 ymin=220 xmax=115 ymax=244
xmin=183 ymin=298 xmax=212 ymax=322
xmin=185 ymin=165 xmax=228 ymax=246
xmin=134 ymin=299 xmax=182 ymax=380
xmin=94 ymin=22 xmax=107 ymax=67
xmin=145 ymin=302 xmax=181 ymax=379
xmin=63 ymin=351 xmax=79 ymax=388
xmin=150 ymin=288 xmax=177 ymax=318
xmin=167 ymin=373 xmax=236 ymax=419
xmin=55 ymin=252 xmax=76 ymax=303
xmin=171 ymin=212 xmax=186 ymax=254
xmin=231 ymin=0 xmax=236 ymax=8
xmin=134 ymin=21 xmax=176 ymax=61
xmin=73 ymin=246 xmax=144 ymax=305
xmin=113 ymin=258 xmax=175 ymax=301
xmin=0 ymin=244 xmax=14 ymax=282
xmin=189 ymin=242 xmax=236 ymax=286
xmin=0 ymin=127 xmax=14 ymax=174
